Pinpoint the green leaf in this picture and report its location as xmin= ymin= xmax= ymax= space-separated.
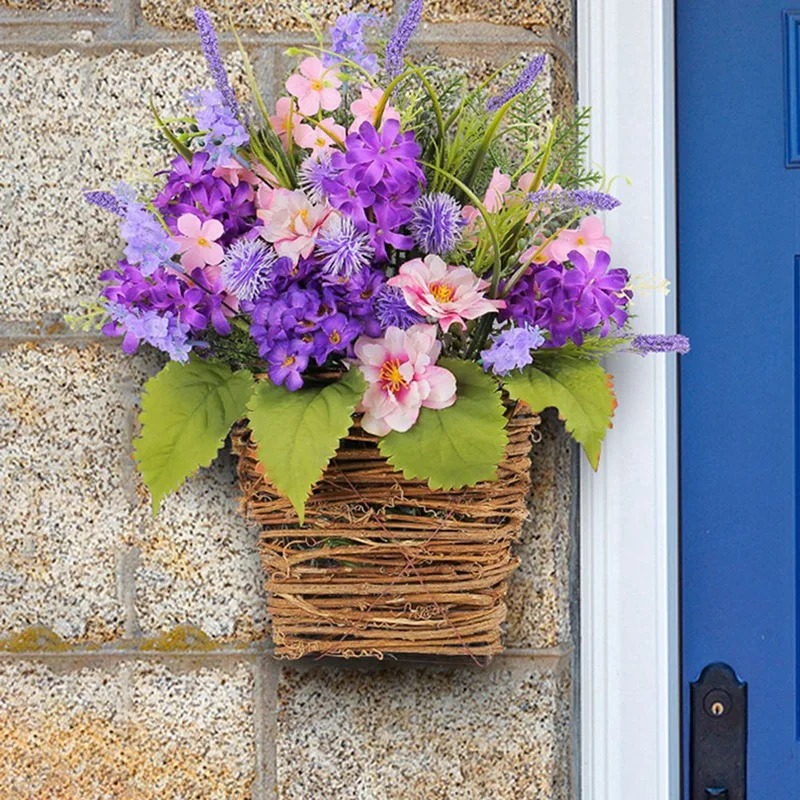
xmin=503 ymin=357 xmax=616 ymax=470
xmin=134 ymin=358 xmax=255 ymax=514
xmin=246 ymin=368 xmax=366 ymax=524
xmin=378 ymin=359 xmax=508 ymax=490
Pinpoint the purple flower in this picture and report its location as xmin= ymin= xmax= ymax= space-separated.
xmin=325 ymin=13 xmax=380 ymax=74
xmin=501 ymin=251 xmax=632 ymax=346
xmin=481 ymin=325 xmax=545 ymax=376
xmin=487 ymin=54 xmax=546 ymax=112
xmin=221 ymin=238 xmax=278 ymax=301
xmin=410 ymin=192 xmax=465 ymax=254
xmin=316 ymin=216 xmax=374 ymax=278
xmin=190 ymin=88 xmax=249 ymax=165
xmin=374 ymin=285 xmax=424 ymax=330
xmin=105 ymin=302 xmax=193 ymax=361
xmin=193 ymin=5 xmax=239 ymax=119
xmin=630 ymin=334 xmax=690 ymax=355
xmin=267 ymin=339 xmax=311 ymax=391
xmin=385 ymin=0 xmax=423 ymax=78
xmin=298 ymin=153 xmax=339 ymax=204
xmin=314 ymin=313 xmax=362 ymax=361
xmin=527 ymin=188 xmax=621 ymax=214
xmin=84 ymin=190 xmax=126 ymax=217
xmin=119 ymin=203 xmax=180 ymax=276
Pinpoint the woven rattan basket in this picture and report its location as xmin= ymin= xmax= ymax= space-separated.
xmin=231 ymin=399 xmax=539 ymax=660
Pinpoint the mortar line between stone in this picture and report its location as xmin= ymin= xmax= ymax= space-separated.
xmin=252 ymin=654 xmax=279 ymax=800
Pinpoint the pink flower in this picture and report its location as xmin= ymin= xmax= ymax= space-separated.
xmin=517 ymin=172 xmax=537 ymax=193
xmin=213 ymin=159 xmax=258 ymax=201
xmin=483 ymin=168 xmax=512 ymax=213
xmin=349 ymin=85 xmax=400 ymax=133
xmin=270 ymin=97 xmax=313 ymax=148
xmin=285 ymin=57 xmax=342 ymax=117
xmin=294 ymin=117 xmax=346 ymax=158
xmin=519 ymin=232 xmax=555 ymax=267
xmin=258 ymin=189 xmax=336 ymax=263
xmin=549 ymin=216 xmax=612 ymax=263
xmin=388 ymin=254 xmax=505 ymax=332
xmin=354 ymin=325 xmax=457 ymax=435
xmin=176 ymin=213 xmax=224 ymax=269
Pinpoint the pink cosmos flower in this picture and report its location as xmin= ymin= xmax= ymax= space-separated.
xmin=388 ymin=254 xmax=505 ymax=332
xmin=270 ymin=97 xmax=313 ymax=148
xmin=549 ymin=216 xmax=612 ymax=263
xmin=176 ymin=213 xmax=224 ymax=269
xmin=349 ymin=86 xmax=400 ymax=133
xmin=294 ymin=117 xmax=346 ymax=158
xmin=258 ymin=189 xmax=336 ymax=263
xmin=285 ymin=57 xmax=342 ymax=117
xmin=483 ymin=168 xmax=512 ymax=213
xmin=354 ymin=324 xmax=457 ymax=436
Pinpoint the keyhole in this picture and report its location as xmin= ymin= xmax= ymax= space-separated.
xmin=710 ymin=701 xmax=725 ymax=716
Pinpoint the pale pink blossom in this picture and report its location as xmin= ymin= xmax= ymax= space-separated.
xmin=176 ymin=213 xmax=224 ymax=269
xmin=258 ymin=189 xmax=336 ymax=263
xmin=388 ymin=254 xmax=505 ymax=332
xmin=517 ymin=172 xmax=537 ymax=193
xmin=270 ymin=97 xmax=313 ymax=148
xmin=294 ymin=117 xmax=346 ymax=158
xmin=285 ymin=57 xmax=342 ymax=117
xmin=349 ymin=86 xmax=400 ymax=133
xmin=483 ymin=168 xmax=512 ymax=212
xmin=519 ymin=232 xmax=555 ymax=267
xmin=549 ymin=216 xmax=612 ymax=263
xmin=354 ymin=324 xmax=457 ymax=436
xmin=213 ymin=159 xmax=258 ymax=201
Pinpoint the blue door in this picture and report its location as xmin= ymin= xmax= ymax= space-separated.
xmin=678 ymin=0 xmax=800 ymax=794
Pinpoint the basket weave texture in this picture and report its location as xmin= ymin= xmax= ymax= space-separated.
xmin=231 ymin=401 xmax=539 ymax=660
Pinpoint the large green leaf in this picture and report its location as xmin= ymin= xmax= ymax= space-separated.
xmin=134 ymin=358 xmax=254 ymax=513
xmin=246 ymin=368 xmax=366 ymax=524
xmin=378 ymin=359 xmax=508 ymax=490
xmin=503 ymin=357 xmax=616 ymax=470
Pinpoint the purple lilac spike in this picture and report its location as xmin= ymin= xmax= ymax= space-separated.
xmin=385 ymin=0 xmax=423 ymax=78
xmin=527 ymin=188 xmax=621 ymax=213
xmin=84 ymin=190 xmax=127 ymax=217
xmin=630 ymin=334 xmax=690 ymax=355
xmin=486 ymin=54 xmax=546 ymax=112
xmin=193 ymin=6 xmax=239 ymax=119
xmin=325 ymin=13 xmax=380 ymax=74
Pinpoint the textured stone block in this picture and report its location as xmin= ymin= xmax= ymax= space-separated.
xmin=133 ymin=448 xmax=269 ymax=641
xmin=140 ymin=0 xmax=391 ymax=33
xmin=423 ymin=0 xmax=572 ymax=39
xmin=0 ymin=0 xmax=108 ymax=10
xmin=0 ymin=49 xmax=246 ymax=325
xmin=276 ymin=660 xmax=573 ymax=799
xmin=0 ymin=343 xmax=149 ymax=641
xmin=506 ymin=412 xmax=575 ymax=649
xmin=0 ymin=660 xmax=256 ymax=798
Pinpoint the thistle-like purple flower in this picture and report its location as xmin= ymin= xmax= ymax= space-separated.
xmin=629 ymin=334 xmax=690 ymax=355
xmin=410 ymin=192 xmax=465 ymax=254
xmin=193 ymin=5 xmax=239 ymax=119
xmin=84 ymin=190 xmax=126 ymax=217
xmin=221 ymin=238 xmax=279 ymax=301
xmin=298 ymin=153 xmax=339 ymax=204
xmin=527 ymin=188 xmax=621 ymax=214
xmin=374 ymin=285 xmax=424 ymax=330
xmin=385 ymin=0 xmax=423 ymax=78
xmin=481 ymin=325 xmax=546 ymax=376
xmin=487 ymin=54 xmax=546 ymax=112
xmin=316 ymin=215 xmax=374 ymax=278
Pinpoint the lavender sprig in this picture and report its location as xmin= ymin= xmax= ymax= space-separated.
xmin=629 ymin=334 xmax=690 ymax=355
xmin=193 ymin=6 xmax=239 ymax=119
xmin=527 ymin=188 xmax=621 ymax=213
xmin=487 ymin=54 xmax=546 ymax=112
xmin=385 ymin=0 xmax=423 ymax=78
xmin=83 ymin=190 xmax=127 ymax=217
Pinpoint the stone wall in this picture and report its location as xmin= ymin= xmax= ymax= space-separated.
xmin=0 ymin=2 xmax=578 ymax=797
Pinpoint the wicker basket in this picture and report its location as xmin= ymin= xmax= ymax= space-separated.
xmin=231 ymin=401 xmax=539 ymax=660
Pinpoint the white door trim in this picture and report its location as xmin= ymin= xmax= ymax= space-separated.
xmin=576 ymin=0 xmax=679 ymax=797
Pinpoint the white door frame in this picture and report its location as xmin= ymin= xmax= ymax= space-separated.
xmin=576 ymin=0 xmax=679 ymax=797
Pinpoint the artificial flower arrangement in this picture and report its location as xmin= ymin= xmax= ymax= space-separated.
xmin=79 ymin=4 xmax=688 ymax=657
